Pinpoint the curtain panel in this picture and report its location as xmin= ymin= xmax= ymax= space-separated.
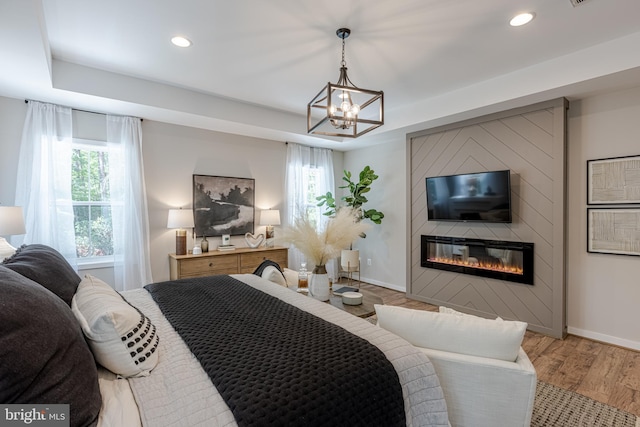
xmin=284 ymin=142 xmax=336 ymax=276
xmin=15 ymin=101 xmax=77 ymax=267
xmin=15 ymin=102 xmax=152 ymax=291
xmin=107 ymin=115 xmax=153 ymax=290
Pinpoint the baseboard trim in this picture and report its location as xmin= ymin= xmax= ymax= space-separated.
xmin=568 ymin=326 xmax=640 ymax=351
xmin=357 ymin=276 xmax=406 ymax=292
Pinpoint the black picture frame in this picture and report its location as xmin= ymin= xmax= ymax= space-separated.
xmin=587 ymin=208 xmax=640 ymax=256
xmin=587 ymin=155 xmax=640 ymax=205
xmin=192 ymin=174 xmax=255 ymax=237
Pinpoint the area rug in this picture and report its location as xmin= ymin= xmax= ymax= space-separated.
xmin=532 ymin=380 xmax=638 ymax=427
xmin=364 ymin=316 xmax=638 ymax=426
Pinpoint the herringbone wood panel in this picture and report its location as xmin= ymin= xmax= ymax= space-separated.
xmin=409 ymin=101 xmax=566 ymax=338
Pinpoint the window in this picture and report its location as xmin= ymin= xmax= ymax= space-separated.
xmin=284 ymin=142 xmax=335 ymax=272
xmin=71 ymin=139 xmax=113 ymax=259
xmin=302 ymin=166 xmax=324 ymax=229
xmin=18 ymin=103 xmax=151 ymax=289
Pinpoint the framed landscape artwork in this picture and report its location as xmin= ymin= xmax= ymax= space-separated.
xmin=587 ymin=208 xmax=640 ymax=256
xmin=192 ymin=174 xmax=255 ymax=237
xmin=587 ymin=155 xmax=640 ymax=204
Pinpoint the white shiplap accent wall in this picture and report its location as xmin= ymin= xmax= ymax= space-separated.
xmin=407 ymin=98 xmax=568 ymax=338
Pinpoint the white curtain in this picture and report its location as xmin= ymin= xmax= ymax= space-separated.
xmin=107 ymin=115 xmax=153 ymax=290
xmin=284 ymin=142 xmax=336 ymax=276
xmin=15 ymin=101 xmax=77 ymax=267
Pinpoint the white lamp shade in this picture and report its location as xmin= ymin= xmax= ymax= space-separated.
xmin=167 ymin=209 xmax=195 ymax=229
xmin=260 ymin=209 xmax=281 ymax=226
xmin=0 ymin=206 xmax=26 ymax=236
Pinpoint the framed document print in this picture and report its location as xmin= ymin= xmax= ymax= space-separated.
xmin=587 ymin=208 xmax=640 ymax=256
xmin=587 ymin=155 xmax=640 ymax=204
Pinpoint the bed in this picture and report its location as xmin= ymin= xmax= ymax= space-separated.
xmin=1 ymin=244 xmax=449 ymax=427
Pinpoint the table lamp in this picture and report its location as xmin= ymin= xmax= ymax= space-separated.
xmin=167 ymin=208 xmax=194 ymax=255
xmin=259 ymin=209 xmax=280 ymax=247
xmin=0 ymin=206 xmax=26 ymax=259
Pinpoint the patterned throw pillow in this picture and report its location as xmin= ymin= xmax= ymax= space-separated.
xmin=71 ymin=274 xmax=160 ymax=378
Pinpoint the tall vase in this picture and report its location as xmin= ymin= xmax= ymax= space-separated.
xmin=309 ymin=265 xmax=330 ymax=301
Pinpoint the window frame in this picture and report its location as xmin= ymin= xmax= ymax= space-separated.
xmin=71 ymin=137 xmax=114 ymax=268
xmin=301 ymin=165 xmax=326 ymax=230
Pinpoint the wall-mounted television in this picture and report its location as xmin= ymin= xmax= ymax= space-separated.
xmin=426 ymin=170 xmax=512 ymax=223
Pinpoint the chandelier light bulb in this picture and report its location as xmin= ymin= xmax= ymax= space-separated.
xmin=351 ymin=104 xmax=360 ymax=115
xmin=329 ymin=104 xmax=337 ymax=115
xmin=341 ymin=101 xmax=351 ymax=112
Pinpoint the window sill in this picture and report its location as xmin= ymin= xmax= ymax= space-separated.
xmin=77 ymin=258 xmax=114 ymax=270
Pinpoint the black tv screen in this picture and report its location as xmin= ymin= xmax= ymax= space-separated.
xmin=426 ymin=170 xmax=512 ymax=223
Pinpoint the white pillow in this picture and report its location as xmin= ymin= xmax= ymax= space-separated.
xmin=71 ymin=275 xmax=159 ymax=377
xmin=282 ymin=268 xmax=298 ymax=287
xmin=375 ymin=305 xmax=526 ymax=362
xmin=261 ymin=265 xmax=287 ymax=287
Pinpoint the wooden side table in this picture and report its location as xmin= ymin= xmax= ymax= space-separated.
xmin=169 ymin=246 xmax=288 ymax=280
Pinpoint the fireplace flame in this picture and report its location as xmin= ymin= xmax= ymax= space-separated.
xmin=429 ymin=257 xmax=524 ymax=275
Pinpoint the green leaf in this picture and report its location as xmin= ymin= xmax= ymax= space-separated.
xmin=316 ymin=166 xmax=384 ymax=227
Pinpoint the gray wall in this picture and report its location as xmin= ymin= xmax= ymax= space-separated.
xmin=342 ymin=140 xmax=407 ymax=291
xmin=565 ymin=86 xmax=640 ymax=349
xmin=406 ymin=99 xmax=568 ymax=338
xmin=0 ymin=95 xmax=344 ymax=284
xmin=322 ymin=88 xmax=640 ymax=349
xmin=4 ymin=85 xmax=640 ymax=349
xmin=0 ymin=98 xmax=27 ymax=207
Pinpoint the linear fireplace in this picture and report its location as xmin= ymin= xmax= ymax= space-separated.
xmin=421 ymin=235 xmax=534 ymax=285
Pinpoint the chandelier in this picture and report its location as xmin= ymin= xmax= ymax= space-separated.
xmin=307 ymin=28 xmax=384 ymax=138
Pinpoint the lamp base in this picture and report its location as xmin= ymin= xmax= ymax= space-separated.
xmin=176 ymin=230 xmax=187 ymax=255
xmin=0 ymin=237 xmax=17 ymax=259
xmin=265 ymin=225 xmax=274 ymax=247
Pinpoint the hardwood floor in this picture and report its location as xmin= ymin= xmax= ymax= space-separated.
xmin=356 ymin=282 xmax=640 ymax=417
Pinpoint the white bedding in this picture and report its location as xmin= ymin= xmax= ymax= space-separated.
xmin=116 ymin=274 xmax=448 ymax=427
xmin=97 ymin=367 xmax=142 ymax=427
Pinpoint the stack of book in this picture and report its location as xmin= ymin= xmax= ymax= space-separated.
xmin=217 ymin=245 xmax=236 ymax=252
xmin=332 ymin=286 xmax=359 ymax=295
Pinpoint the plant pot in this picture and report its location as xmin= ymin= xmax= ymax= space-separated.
xmin=341 ymin=249 xmax=359 ymax=272
xmin=309 ymin=265 xmax=330 ymax=301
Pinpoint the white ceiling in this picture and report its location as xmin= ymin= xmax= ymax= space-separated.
xmin=2 ymin=0 xmax=640 ymax=150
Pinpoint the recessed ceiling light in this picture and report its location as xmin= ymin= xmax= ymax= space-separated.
xmin=510 ymin=12 xmax=535 ymax=27
xmin=171 ymin=36 xmax=192 ymax=48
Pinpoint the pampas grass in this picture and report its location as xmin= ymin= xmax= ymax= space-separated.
xmin=278 ymin=208 xmax=370 ymax=267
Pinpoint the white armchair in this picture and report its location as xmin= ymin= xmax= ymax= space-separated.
xmin=375 ymin=305 xmax=537 ymax=427
xmin=419 ymin=346 xmax=536 ymax=427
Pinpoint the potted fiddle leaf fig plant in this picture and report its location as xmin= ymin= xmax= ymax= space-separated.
xmin=316 ymin=166 xmax=385 ymax=275
xmin=316 ymin=165 xmax=385 ymax=228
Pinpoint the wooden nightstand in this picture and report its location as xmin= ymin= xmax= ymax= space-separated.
xmin=169 ymin=246 xmax=288 ymax=280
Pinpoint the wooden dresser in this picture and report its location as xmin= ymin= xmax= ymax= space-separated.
xmin=169 ymin=246 xmax=288 ymax=280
